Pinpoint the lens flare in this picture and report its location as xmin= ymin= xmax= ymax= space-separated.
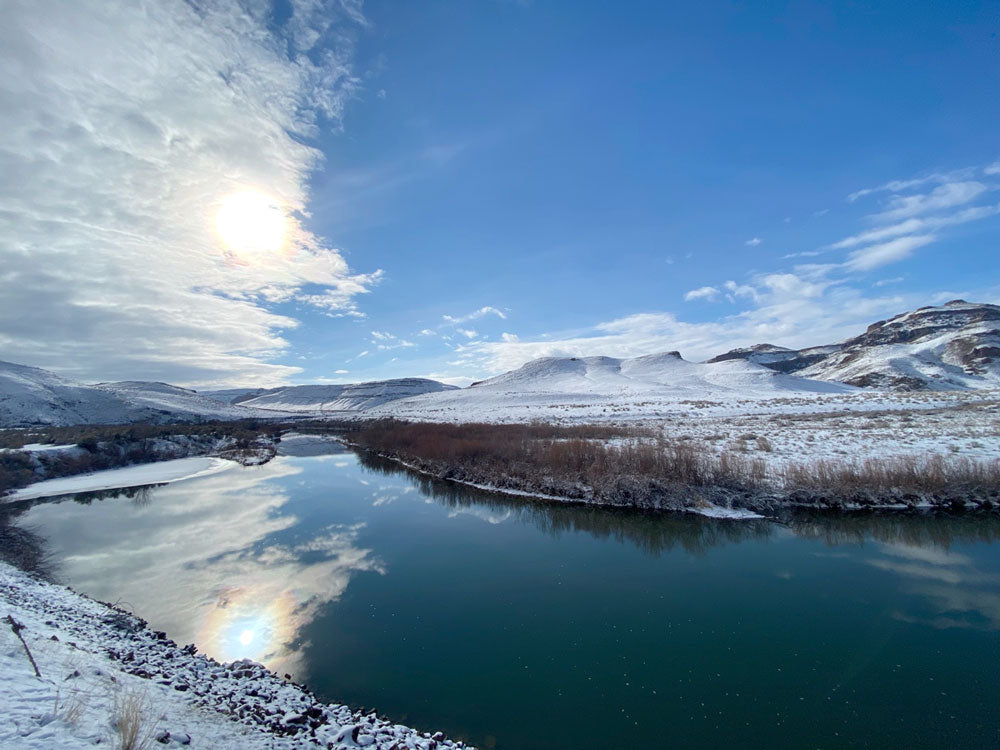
xmin=215 ymin=190 xmax=286 ymax=255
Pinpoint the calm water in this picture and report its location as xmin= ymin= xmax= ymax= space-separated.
xmin=12 ymin=443 xmax=1000 ymax=749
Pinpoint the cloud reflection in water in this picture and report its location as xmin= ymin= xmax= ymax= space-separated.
xmin=20 ymin=458 xmax=384 ymax=679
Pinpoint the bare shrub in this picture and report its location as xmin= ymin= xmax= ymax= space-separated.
xmin=755 ymin=436 xmax=773 ymax=452
xmin=782 ymin=454 xmax=1000 ymax=495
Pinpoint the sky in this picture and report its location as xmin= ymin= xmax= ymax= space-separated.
xmin=1 ymin=0 xmax=998 ymax=388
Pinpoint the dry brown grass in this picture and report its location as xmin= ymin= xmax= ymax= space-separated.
xmin=347 ymin=420 xmax=1000 ymax=507
xmin=347 ymin=421 xmax=767 ymax=494
xmin=112 ymin=687 xmax=153 ymax=750
xmin=782 ymin=454 xmax=1000 ymax=494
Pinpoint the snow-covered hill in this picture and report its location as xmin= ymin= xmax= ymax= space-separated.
xmin=237 ymin=379 xmax=458 ymax=414
xmin=0 ymin=361 xmax=141 ymax=427
xmin=0 ymin=361 xmax=459 ymax=426
xmin=96 ymin=381 xmax=269 ymax=420
xmin=706 ymin=301 xmax=1000 ymax=391
xmin=706 ymin=343 xmax=839 ymax=373
xmin=0 ymin=361 xmax=270 ymax=427
xmin=371 ymin=352 xmax=853 ymax=422
xmin=201 ymin=387 xmax=276 ymax=404
xmin=799 ymin=300 xmax=1000 ymax=390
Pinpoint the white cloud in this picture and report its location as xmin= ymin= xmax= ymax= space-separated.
xmin=829 ymin=203 xmax=1000 ymax=250
xmin=873 ymin=276 xmax=904 ymax=287
xmin=986 ymin=161 xmax=1000 ymax=176
xmin=442 ymin=306 xmax=507 ymax=324
xmin=501 ymin=332 xmax=520 ymax=343
xmin=418 ymin=328 xmax=437 ymax=336
xmin=844 ymin=235 xmax=937 ymax=272
xmin=723 ymin=280 xmax=760 ymax=303
xmin=451 ymin=266 xmax=914 ymax=375
xmin=745 ymin=237 xmax=762 ymax=247
xmin=683 ymin=286 xmax=720 ymax=302
xmin=0 ymin=0 xmax=373 ymax=387
xmin=874 ymin=181 xmax=989 ymax=221
xmin=370 ymin=330 xmax=416 ymax=351
xmin=846 ymin=169 xmax=975 ymax=202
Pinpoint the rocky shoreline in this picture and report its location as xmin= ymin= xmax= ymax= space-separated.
xmin=0 ymin=561 xmax=468 ymax=749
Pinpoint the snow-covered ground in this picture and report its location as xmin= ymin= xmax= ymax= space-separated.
xmin=5 ymin=456 xmax=238 ymax=501
xmin=0 ymin=561 xmax=467 ymax=749
xmin=359 ymin=353 xmax=1000 ymax=465
xmin=367 ymin=383 xmax=1000 ymax=471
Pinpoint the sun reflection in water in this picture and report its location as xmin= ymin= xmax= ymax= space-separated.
xmin=201 ymin=587 xmax=301 ymax=666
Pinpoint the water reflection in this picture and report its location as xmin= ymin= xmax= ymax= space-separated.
xmin=357 ymin=452 xmax=779 ymax=555
xmin=12 ymin=444 xmax=1000 ymax=711
xmin=15 ymin=458 xmax=383 ymax=678
xmin=359 ymin=452 xmax=1000 ymax=631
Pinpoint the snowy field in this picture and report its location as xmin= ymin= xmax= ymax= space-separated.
xmin=0 ymin=562 xmax=466 ymax=749
xmin=370 ymin=386 xmax=1000 ymax=468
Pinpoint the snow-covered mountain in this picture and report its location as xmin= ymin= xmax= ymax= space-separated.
xmin=799 ymin=300 xmax=1000 ymax=390
xmin=706 ymin=343 xmax=839 ymax=373
xmin=0 ymin=362 xmax=260 ymax=427
xmin=371 ymin=352 xmax=852 ymax=422
xmin=236 ymin=379 xmax=458 ymax=414
xmin=709 ymin=301 xmax=1000 ymax=390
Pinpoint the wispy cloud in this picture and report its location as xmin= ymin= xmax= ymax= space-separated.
xmin=683 ymin=286 xmax=720 ymax=302
xmin=745 ymin=237 xmax=762 ymax=247
xmin=442 ymin=306 xmax=507 ymax=324
xmin=370 ymin=331 xmax=416 ymax=351
xmin=0 ymin=0 xmax=372 ymax=387
xmin=828 ymin=203 xmax=1000 ymax=250
xmin=844 ymin=235 xmax=937 ymax=272
xmin=846 ymin=168 xmax=976 ymax=202
xmin=874 ymin=181 xmax=989 ymax=222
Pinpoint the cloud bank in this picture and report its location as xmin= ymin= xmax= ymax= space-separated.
xmin=0 ymin=0 xmax=375 ymax=387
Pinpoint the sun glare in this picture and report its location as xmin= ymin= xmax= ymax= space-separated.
xmin=216 ymin=190 xmax=286 ymax=255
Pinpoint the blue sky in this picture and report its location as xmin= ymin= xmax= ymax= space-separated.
xmin=286 ymin=0 xmax=1000 ymax=385
xmin=2 ymin=1 xmax=998 ymax=386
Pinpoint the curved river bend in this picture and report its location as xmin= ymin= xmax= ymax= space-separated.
xmin=11 ymin=443 xmax=1000 ymax=749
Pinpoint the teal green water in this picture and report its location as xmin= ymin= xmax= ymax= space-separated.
xmin=15 ymin=447 xmax=1000 ymax=749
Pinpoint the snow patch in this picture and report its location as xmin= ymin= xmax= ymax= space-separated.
xmin=6 ymin=457 xmax=237 ymax=501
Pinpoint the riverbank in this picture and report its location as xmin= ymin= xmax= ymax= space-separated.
xmin=0 ymin=561 xmax=466 ymax=749
xmin=0 ymin=421 xmax=285 ymax=498
xmin=343 ymin=421 xmax=1000 ymax=514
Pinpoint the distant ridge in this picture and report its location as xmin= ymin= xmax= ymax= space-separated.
xmin=233 ymin=379 xmax=458 ymax=414
xmin=709 ymin=300 xmax=1000 ymax=390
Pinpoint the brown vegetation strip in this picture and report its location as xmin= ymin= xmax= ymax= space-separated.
xmin=345 ymin=420 xmax=1000 ymax=512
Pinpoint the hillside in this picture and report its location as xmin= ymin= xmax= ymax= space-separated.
xmin=706 ymin=300 xmax=1000 ymax=390
xmin=237 ymin=379 xmax=458 ymax=414
xmin=799 ymin=300 xmax=1000 ymax=390
xmin=0 ymin=361 xmax=142 ymax=427
xmin=371 ymin=352 xmax=852 ymax=422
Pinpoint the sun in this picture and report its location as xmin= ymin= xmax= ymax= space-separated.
xmin=215 ymin=190 xmax=286 ymax=254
